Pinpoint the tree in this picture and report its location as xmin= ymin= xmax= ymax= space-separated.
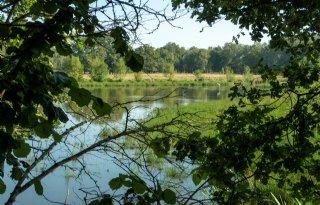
xmin=0 ymin=0 xmax=177 ymax=204
xmin=207 ymin=46 xmax=224 ymax=72
xmin=112 ymin=57 xmax=128 ymax=80
xmin=60 ymin=56 xmax=84 ymax=80
xmin=172 ymin=0 xmax=320 ymax=203
xmin=163 ymin=63 xmax=175 ymax=81
xmin=135 ymin=44 xmax=161 ymax=73
xmin=179 ymin=47 xmax=208 ymax=73
xmin=89 ymin=56 xmax=108 ymax=82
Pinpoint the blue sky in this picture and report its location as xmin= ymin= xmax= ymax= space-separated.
xmin=135 ymin=1 xmax=269 ymax=48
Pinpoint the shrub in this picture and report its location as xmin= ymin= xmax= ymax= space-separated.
xmin=224 ymin=66 xmax=234 ymax=82
xmin=193 ymin=69 xmax=204 ymax=81
xmin=134 ymin=71 xmax=143 ymax=82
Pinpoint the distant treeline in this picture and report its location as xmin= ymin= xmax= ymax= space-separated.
xmin=51 ymin=37 xmax=289 ymax=81
xmin=137 ymin=42 xmax=290 ymax=74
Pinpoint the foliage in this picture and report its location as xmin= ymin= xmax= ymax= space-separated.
xmin=170 ymin=0 xmax=320 ymax=204
xmin=243 ymin=65 xmax=253 ymax=83
xmin=0 ymin=0 xmax=165 ymax=204
xmin=53 ymin=37 xmax=289 ymax=77
xmin=89 ymin=57 xmax=108 ymax=82
xmin=60 ymin=56 xmax=84 ymax=80
xmin=224 ymin=66 xmax=234 ymax=82
xmin=193 ymin=69 xmax=204 ymax=81
xmin=135 ymin=42 xmax=289 ymax=74
xmin=134 ymin=71 xmax=143 ymax=82
xmin=163 ymin=63 xmax=175 ymax=81
xmin=106 ymin=174 xmax=177 ymax=205
xmin=2 ymin=0 xmax=320 ymax=204
xmin=113 ymin=58 xmax=128 ymax=81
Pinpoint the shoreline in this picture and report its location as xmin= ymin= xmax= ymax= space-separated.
xmin=79 ymin=73 xmax=265 ymax=88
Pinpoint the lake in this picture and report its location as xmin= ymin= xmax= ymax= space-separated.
xmin=1 ymin=86 xmax=229 ymax=205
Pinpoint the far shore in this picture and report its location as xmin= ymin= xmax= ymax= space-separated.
xmin=82 ymin=72 xmax=262 ymax=81
xmin=78 ymin=72 xmax=274 ymax=88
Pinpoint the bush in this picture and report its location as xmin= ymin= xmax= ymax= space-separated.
xmin=193 ymin=69 xmax=204 ymax=81
xmin=134 ymin=71 xmax=143 ymax=82
xmin=163 ymin=63 xmax=175 ymax=81
xmin=89 ymin=57 xmax=108 ymax=82
xmin=243 ymin=65 xmax=253 ymax=83
xmin=224 ymin=66 xmax=234 ymax=82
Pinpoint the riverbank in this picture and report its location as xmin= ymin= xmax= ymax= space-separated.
xmin=79 ymin=73 xmax=263 ymax=88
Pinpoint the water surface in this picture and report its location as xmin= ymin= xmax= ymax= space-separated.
xmin=2 ymin=86 xmax=228 ymax=205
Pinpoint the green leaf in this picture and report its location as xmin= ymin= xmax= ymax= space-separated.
xmin=52 ymin=131 xmax=62 ymax=142
xmin=110 ymin=27 xmax=129 ymax=55
xmin=53 ymin=72 xmax=78 ymax=88
xmin=13 ymin=141 xmax=31 ymax=158
xmin=68 ymin=87 xmax=91 ymax=107
xmin=11 ymin=166 xmax=23 ymax=181
xmin=100 ymin=194 xmax=113 ymax=205
xmin=34 ymin=123 xmax=53 ymax=138
xmin=189 ymin=131 xmax=201 ymax=138
xmin=0 ymin=179 xmax=6 ymax=194
xmin=76 ymin=38 xmax=84 ymax=48
xmin=132 ymin=181 xmax=147 ymax=194
xmin=122 ymin=180 xmax=131 ymax=187
xmin=192 ymin=172 xmax=202 ymax=186
xmin=109 ymin=177 xmax=122 ymax=190
xmin=43 ymin=1 xmax=58 ymax=14
xmin=125 ymin=52 xmax=144 ymax=72
xmin=150 ymin=137 xmax=170 ymax=157
xmin=84 ymin=37 xmax=95 ymax=47
xmin=162 ymin=189 xmax=176 ymax=205
xmin=56 ymin=42 xmax=73 ymax=56
xmin=88 ymin=199 xmax=99 ymax=205
xmin=92 ymin=96 xmax=112 ymax=116
xmin=34 ymin=180 xmax=43 ymax=195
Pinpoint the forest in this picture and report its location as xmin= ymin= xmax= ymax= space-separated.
xmin=52 ymin=38 xmax=290 ymax=81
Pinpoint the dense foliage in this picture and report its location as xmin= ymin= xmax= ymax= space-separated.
xmin=52 ymin=39 xmax=289 ymax=80
xmin=170 ymin=0 xmax=320 ymax=203
xmin=0 ymin=0 xmax=163 ymax=204
xmin=137 ymin=42 xmax=289 ymax=74
xmin=1 ymin=0 xmax=320 ymax=204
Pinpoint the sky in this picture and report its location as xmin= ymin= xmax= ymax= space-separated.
xmin=134 ymin=1 xmax=269 ymax=49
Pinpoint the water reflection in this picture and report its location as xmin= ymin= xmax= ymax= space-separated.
xmin=66 ymin=86 xmax=228 ymax=126
xmin=89 ymin=86 xmax=228 ymax=105
xmin=2 ymin=86 xmax=229 ymax=205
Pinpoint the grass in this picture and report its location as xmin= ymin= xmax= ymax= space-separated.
xmin=79 ymin=72 xmax=269 ymax=88
xmin=79 ymin=79 xmax=232 ymax=88
xmin=140 ymin=95 xmax=311 ymax=204
xmin=91 ymin=82 xmax=302 ymax=203
xmin=142 ymin=99 xmax=235 ymax=138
